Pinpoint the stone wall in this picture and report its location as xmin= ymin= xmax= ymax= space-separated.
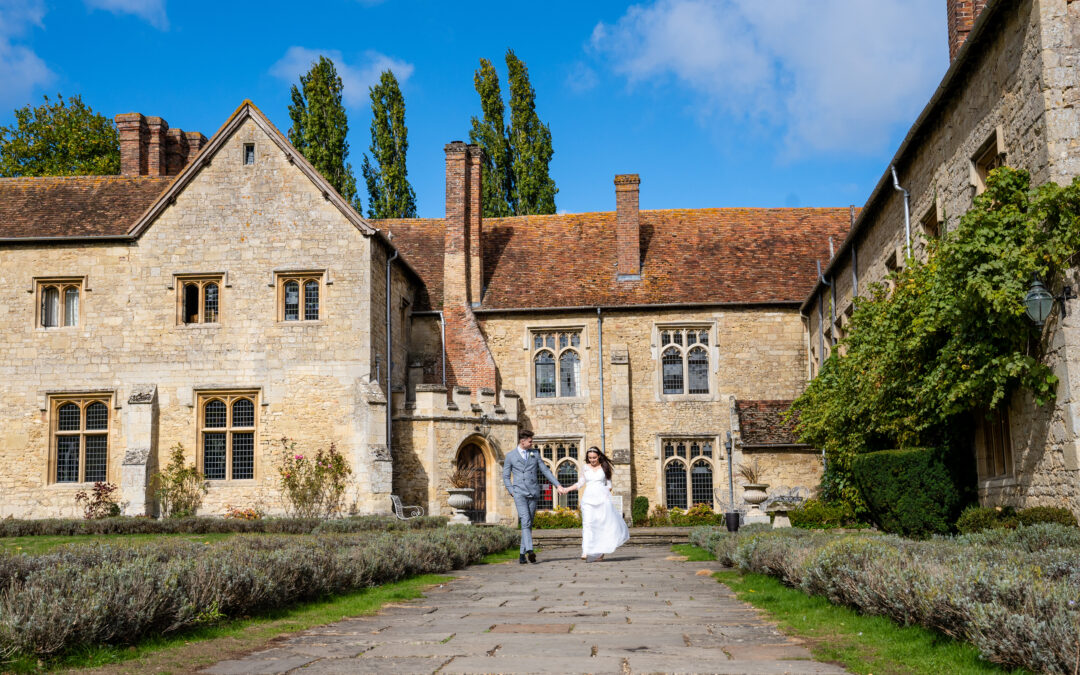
xmin=0 ymin=116 xmax=398 ymax=518
xmin=805 ymin=0 xmax=1080 ymax=514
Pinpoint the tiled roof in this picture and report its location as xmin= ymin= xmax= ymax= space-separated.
xmin=384 ymin=208 xmax=852 ymax=311
xmin=0 ymin=176 xmax=171 ymax=239
xmin=735 ymin=400 xmax=808 ymax=447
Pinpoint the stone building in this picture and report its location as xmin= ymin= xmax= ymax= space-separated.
xmin=804 ymin=0 xmax=1080 ymax=514
xmin=0 ymin=103 xmax=847 ymax=520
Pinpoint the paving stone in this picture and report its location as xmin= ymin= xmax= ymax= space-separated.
xmin=201 ymin=546 xmax=848 ymax=674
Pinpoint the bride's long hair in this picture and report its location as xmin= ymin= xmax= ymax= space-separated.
xmin=586 ymin=446 xmax=613 ymax=481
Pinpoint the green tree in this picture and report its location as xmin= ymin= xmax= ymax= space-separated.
xmin=469 ymin=58 xmax=514 ymax=218
xmin=0 ymin=94 xmax=119 ymax=177
xmin=287 ymin=56 xmax=360 ymax=212
xmin=506 ymin=50 xmax=557 ymax=215
xmin=361 ymin=70 xmax=416 ymax=219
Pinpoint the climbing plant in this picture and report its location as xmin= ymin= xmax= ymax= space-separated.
xmin=790 ymin=167 xmax=1080 ymax=508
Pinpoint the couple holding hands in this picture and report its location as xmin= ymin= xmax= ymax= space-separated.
xmin=502 ymin=429 xmax=630 ymax=564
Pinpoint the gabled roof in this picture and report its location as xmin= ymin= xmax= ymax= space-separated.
xmin=735 ymin=400 xmax=808 ymax=448
xmin=0 ymin=100 xmax=375 ymax=242
xmin=384 ymin=208 xmax=851 ymax=311
xmin=0 ymin=176 xmax=171 ymax=239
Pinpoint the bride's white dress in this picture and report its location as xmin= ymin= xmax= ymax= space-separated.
xmin=574 ymin=465 xmax=630 ymax=556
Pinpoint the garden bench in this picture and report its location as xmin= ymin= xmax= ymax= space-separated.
xmin=390 ymin=495 xmax=424 ymax=520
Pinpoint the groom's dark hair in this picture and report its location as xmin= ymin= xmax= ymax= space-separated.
xmin=518 ymin=429 xmax=534 ymax=441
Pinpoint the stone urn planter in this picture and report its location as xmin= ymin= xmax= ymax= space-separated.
xmin=447 ymin=487 xmax=474 ymax=526
xmin=742 ymin=483 xmax=771 ymax=525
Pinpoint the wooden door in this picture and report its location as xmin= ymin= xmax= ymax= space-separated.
xmin=458 ymin=444 xmax=486 ymax=523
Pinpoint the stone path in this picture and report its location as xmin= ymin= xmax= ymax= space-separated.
xmin=202 ymin=545 xmax=848 ymax=675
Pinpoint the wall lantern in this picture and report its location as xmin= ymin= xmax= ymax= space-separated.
xmin=1024 ymin=277 xmax=1074 ymax=326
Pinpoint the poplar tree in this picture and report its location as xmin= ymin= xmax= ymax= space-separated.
xmin=0 ymin=94 xmax=119 ymax=176
xmin=362 ymin=70 xmax=416 ymax=219
xmin=505 ymin=50 xmax=557 ymax=215
xmin=469 ymin=58 xmax=514 ymax=218
xmin=287 ymin=56 xmax=360 ymax=212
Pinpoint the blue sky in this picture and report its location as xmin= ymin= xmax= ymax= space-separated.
xmin=1 ymin=0 xmax=947 ymax=218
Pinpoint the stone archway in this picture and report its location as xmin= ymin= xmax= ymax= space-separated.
xmin=456 ymin=442 xmax=487 ymax=523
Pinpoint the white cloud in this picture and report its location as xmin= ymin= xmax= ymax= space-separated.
xmin=0 ymin=0 xmax=54 ymax=109
xmin=565 ymin=61 xmax=599 ymax=93
xmin=84 ymin=0 xmax=168 ymax=30
xmin=270 ymin=47 xmax=415 ymax=107
xmin=591 ymin=0 xmax=946 ymax=157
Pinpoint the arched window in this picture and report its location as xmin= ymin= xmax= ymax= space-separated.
xmin=534 ymin=439 xmax=581 ymax=512
xmin=662 ymin=347 xmax=683 ymax=394
xmin=557 ymin=461 xmax=579 ymax=509
xmin=204 ymin=283 xmax=219 ymax=323
xmin=41 ymin=287 xmax=59 ymax=327
xmin=537 ymin=463 xmax=554 ymax=510
xmin=559 ymin=350 xmax=580 ymax=397
xmin=660 ymin=328 xmax=710 ymax=395
xmin=531 ymin=330 xmax=583 ymax=399
xmin=665 ymin=459 xmax=687 ymax=509
xmin=52 ymin=396 xmax=109 ymax=483
xmin=304 ymin=280 xmax=320 ymax=320
xmin=200 ymin=393 xmax=258 ymax=480
xmin=534 ymin=350 xmax=555 ymax=398
xmin=177 ymin=276 xmax=223 ymax=324
xmin=283 ymin=281 xmax=300 ymax=321
xmin=64 ymin=287 xmax=79 ymax=326
xmin=691 ymin=461 xmax=713 ymax=506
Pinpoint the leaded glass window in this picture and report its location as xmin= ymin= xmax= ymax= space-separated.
xmin=278 ymin=273 xmax=323 ymax=322
xmin=534 ymin=439 xmax=581 ymax=511
xmin=38 ymin=280 xmax=81 ymax=328
xmin=52 ymin=397 xmax=109 ymax=483
xmin=531 ymin=329 xmax=584 ymax=399
xmin=691 ymin=461 xmax=713 ymax=506
xmin=177 ymin=276 xmax=223 ymax=324
xmin=662 ymin=437 xmax=717 ymax=511
xmin=284 ymin=281 xmax=300 ymax=321
xmin=200 ymin=393 xmax=257 ymax=480
xmin=304 ymin=280 xmax=319 ymax=321
xmin=658 ymin=327 xmax=711 ymax=395
xmin=665 ymin=459 xmax=687 ymax=509
xmin=557 ymin=461 xmax=579 ymax=509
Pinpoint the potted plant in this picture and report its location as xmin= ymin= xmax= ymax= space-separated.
xmin=738 ymin=461 xmax=770 ymax=525
xmin=446 ymin=466 xmax=477 ymax=525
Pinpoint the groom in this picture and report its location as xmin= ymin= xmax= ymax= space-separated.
xmin=503 ymin=429 xmax=565 ymax=564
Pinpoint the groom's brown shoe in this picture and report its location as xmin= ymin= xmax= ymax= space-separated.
xmin=527 ymin=550 xmax=537 ymax=564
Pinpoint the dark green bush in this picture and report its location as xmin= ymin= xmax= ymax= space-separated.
xmin=956 ymin=504 xmax=1076 ymax=533
xmin=0 ymin=527 xmax=518 ymax=660
xmin=788 ymin=498 xmax=864 ymax=529
xmin=632 ymin=496 xmax=649 ymax=526
xmin=851 ymin=447 xmax=971 ymax=538
xmin=0 ymin=515 xmax=448 ymax=538
xmin=670 ymin=504 xmax=726 ymax=526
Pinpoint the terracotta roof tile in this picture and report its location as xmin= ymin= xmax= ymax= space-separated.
xmin=735 ymin=400 xmax=807 ymax=447
xmin=384 ymin=208 xmax=851 ymax=310
xmin=0 ymin=176 xmax=172 ymax=239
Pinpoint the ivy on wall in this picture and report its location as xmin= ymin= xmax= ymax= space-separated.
xmin=790 ymin=168 xmax=1080 ymax=507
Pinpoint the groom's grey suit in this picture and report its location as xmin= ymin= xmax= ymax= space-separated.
xmin=503 ymin=445 xmax=561 ymax=554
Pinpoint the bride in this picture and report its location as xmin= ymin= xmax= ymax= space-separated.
xmin=561 ymin=446 xmax=629 ymax=561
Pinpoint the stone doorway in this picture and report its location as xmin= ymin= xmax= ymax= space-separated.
xmin=457 ymin=443 xmax=487 ymax=523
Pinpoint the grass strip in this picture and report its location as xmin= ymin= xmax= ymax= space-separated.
xmin=5 ymin=573 xmax=453 ymax=674
xmin=477 ymin=546 xmax=521 ymax=564
xmin=713 ymin=567 xmax=1029 ymax=675
xmin=671 ymin=542 xmax=717 ymax=561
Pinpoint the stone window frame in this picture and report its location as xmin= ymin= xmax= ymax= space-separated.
xmin=657 ymin=434 xmax=719 ymax=511
xmin=533 ymin=435 xmax=585 ymax=511
xmin=175 ymin=274 xmax=224 ymax=326
xmin=275 ymin=270 xmax=326 ymax=323
xmin=977 ymin=406 xmax=1016 ymax=488
xmin=35 ymin=276 xmax=84 ymax=330
xmin=971 ymin=126 xmax=1006 ymax=196
xmin=652 ymin=322 xmax=718 ymax=402
xmin=243 ymin=143 xmax=255 ymax=166
xmin=48 ymin=392 xmax=113 ymax=485
xmin=196 ymin=390 xmax=259 ymax=482
xmin=920 ymin=200 xmax=943 ymax=240
xmin=523 ymin=322 xmax=589 ymax=405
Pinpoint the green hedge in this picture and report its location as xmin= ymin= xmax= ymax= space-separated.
xmin=956 ymin=504 xmax=1077 ymax=533
xmin=788 ymin=499 xmax=866 ymax=530
xmin=632 ymin=497 xmax=649 ymax=526
xmin=0 ymin=527 xmax=518 ymax=660
xmin=0 ymin=514 xmax=448 ymax=538
xmin=851 ymin=447 xmax=971 ymax=538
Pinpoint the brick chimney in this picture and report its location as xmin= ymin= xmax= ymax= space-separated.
xmin=947 ymin=0 xmax=988 ymax=61
xmin=441 ymin=141 xmax=498 ymax=393
xmin=115 ymin=112 xmax=206 ymax=177
xmin=615 ymin=174 xmax=641 ymax=279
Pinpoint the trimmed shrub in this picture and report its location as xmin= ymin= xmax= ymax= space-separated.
xmin=0 ymin=527 xmax=518 ymax=660
xmin=956 ymin=504 xmax=1076 ymax=534
xmin=1017 ymin=505 xmax=1076 ymax=528
xmin=632 ymin=496 xmax=649 ymax=526
xmin=956 ymin=522 xmax=1080 ymax=552
xmin=0 ymin=515 xmax=448 ymax=538
xmin=788 ymin=499 xmax=863 ymax=530
xmin=670 ymin=503 xmax=725 ymax=526
xmin=531 ymin=507 xmax=581 ymax=529
xmin=851 ymin=447 xmax=970 ymax=538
